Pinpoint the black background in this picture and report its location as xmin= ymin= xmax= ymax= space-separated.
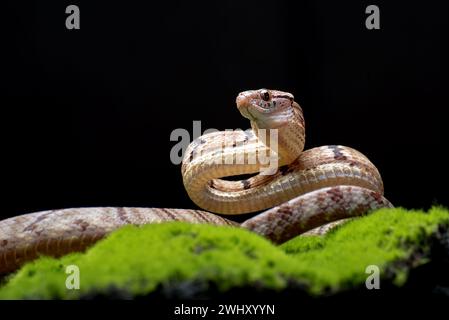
xmin=1 ymin=0 xmax=448 ymax=221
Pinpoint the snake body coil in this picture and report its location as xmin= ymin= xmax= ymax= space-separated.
xmin=0 ymin=89 xmax=392 ymax=274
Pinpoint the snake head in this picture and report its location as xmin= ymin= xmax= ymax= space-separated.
xmin=236 ymin=89 xmax=302 ymax=129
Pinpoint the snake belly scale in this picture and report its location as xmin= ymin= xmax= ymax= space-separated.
xmin=0 ymin=89 xmax=392 ymax=274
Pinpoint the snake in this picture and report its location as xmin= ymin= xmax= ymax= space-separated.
xmin=0 ymin=89 xmax=392 ymax=274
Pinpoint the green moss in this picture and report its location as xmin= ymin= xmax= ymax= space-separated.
xmin=0 ymin=207 xmax=448 ymax=299
xmin=0 ymin=224 xmax=299 ymax=299
xmin=281 ymin=207 xmax=449 ymax=292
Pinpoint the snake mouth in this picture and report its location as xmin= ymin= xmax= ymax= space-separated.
xmin=238 ymin=102 xmax=276 ymax=128
xmin=237 ymin=106 xmax=252 ymax=120
xmin=236 ymin=95 xmax=258 ymax=121
xmin=243 ymin=107 xmax=258 ymax=122
xmin=252 ymin=103 xmax=272 ymax=113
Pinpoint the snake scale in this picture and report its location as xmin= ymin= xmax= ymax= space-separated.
xmin=0 ymin=89 xmax=392 ymax=274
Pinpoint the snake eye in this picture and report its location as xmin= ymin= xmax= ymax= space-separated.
xmin=260 ymin=90 xmax=270 ymax=101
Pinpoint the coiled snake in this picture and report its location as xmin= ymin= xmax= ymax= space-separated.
xmin=0 ymin=89 xmax=392 ymax=274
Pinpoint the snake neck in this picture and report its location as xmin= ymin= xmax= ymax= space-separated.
xmin=250 ymin=103 xmax=305 ymax=165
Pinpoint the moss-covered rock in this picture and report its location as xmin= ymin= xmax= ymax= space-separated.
xmin=0 ymin=207 xmax=448 ymax=299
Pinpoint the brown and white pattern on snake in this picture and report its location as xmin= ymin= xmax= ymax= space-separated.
xmin=241 ymin=185 xmax=393 ymax=244
xmin=0 ymin=207 xmax=236 ymax=274
xmin=206 ymin=145 xmax=383 ymax=193
xmin=182 ymin=129 xmax=258 ymax=170
xmin=182 ymin=142 xmax=385 ymax=214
